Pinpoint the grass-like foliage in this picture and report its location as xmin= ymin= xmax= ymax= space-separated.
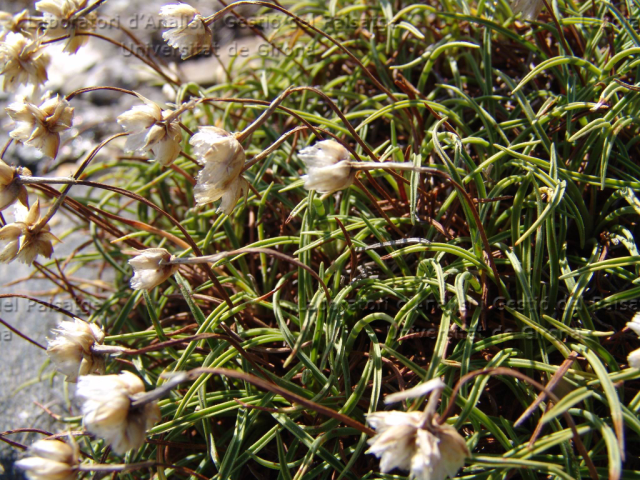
xmin=2 ymin=0 xmax=640 ymax=479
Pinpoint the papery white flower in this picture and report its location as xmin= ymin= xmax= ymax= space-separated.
xmin=511 ymin=0 xmax=544 ymax=20
xmin=367 ymin=379 xmax=469 ymax=480
xmin=629 ymin=348 xmax=640 ymax=369
xmin=76 ymin=371 xmax=161 ymax=455
xmin=6 ymin=94 xmax=74 ymax=159
xmin=0 ymin=10 xmax=29 ymax=40
xmin=0 ymin=32 xmax=50 ymax=91
xmin=160 ymin=3 xmax=211 ymax=59
xmin=15 ymin=438 xmax=79 ymax=480
xmin=0 ymin=158 xmax=29 ymax=211
xmin=117 ymin=95 xmax=183 ymax=166
xmin=0 ymin=201 xmax=59 ymax=264
xmin=191 ymin=126 xmax=246 ymax=211
xmin=627 ymin=312 xmax=640 ymax=337
xmin=128 ymin=248 xmax=178 ymax=290
xmin=299 ymin=140 xmax=355 ymax=194
xmin=47 ymin=318 xmax=105 ymax=382
xmin=36 ymin=0 xmax=97 ymax=54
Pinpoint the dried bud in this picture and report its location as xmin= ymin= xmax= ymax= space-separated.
xmin=47 ymin=318 xmax=105 ymax=382
xmin=128 ymin=248 xmax=178 ymax=290
xmin=36 ymin=0 xmax=97 ymax=54
xmin=7 ymin=95 xmax=74 ymax=159
xmin=76 ymin=371 xmax=161 ymax=455
xmin=15 ymin=438 xmax=79 ymax=480
xmin=191 ymin=127 xmax=246 ymax=212
xmin=160 ymin=3 xmax=211 ymax=59
xmin=367 ymin=379 xmax=469 ymax=480
xmin=299 ymin=140 xmax=355 ymax=194
xmin=511 ymin=0 xmax=544 ymax=20
xmin=0 ymin=158 xmax=29 ymax=211
xmin=0 ymin=32 xmax=50 ymax=91
xmin=0 ymin=201 xmax=59 ymax=264
xmin=117 ymin=95 xmax=183 ymax=166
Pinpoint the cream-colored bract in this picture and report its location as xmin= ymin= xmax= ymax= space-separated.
xmin=15 ymin=439 xmax=79 ymax=480
xmin=0 ymin=201 xmax=59 ymax=265
xmin=191 ymin=126 xmax=246 ymax=214
xmin=0 ymin=32 xmax=50 ymax=91
xmin=299 ymin=140 xmax=355 ymax=194
xmin=0 ymin=158 xmax=28 ymax=211
xmin=160 ymin=3 xmax=212 ymax=59
xmin=128 ymin=247 xmax=179 ymax=291
xmin=366 ymin=379 xmax=469 ymax=480
xmin=6 ymin=94 xmax=74 ymax=159
xmin=47 ymin=318 xmax=105 ymax=382
xmin=76 ymin=371 xmax=161 ymax=455
xmin=35 ymin=0 xmax=96 ymax=54
xmin=117 ymin=95 xmax=183 ymax=166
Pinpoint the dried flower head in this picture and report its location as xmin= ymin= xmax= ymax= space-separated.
xmin=191 ymin=126 xmax=247 ymax=214
xmin=366 ymin=379 xmax=469 ymax=480
xmin=36 ymin=0 xmax=97 ymax=54
xmin=0 ymin=32 xmax=50 ymax=91
xmin=6 ymin=94 xmax=74 ymax=159
xmin=0 ymin=200 xmax=59 ymax=264
xmin=128 ymin=248 xmax=179 ymax=290
xmin=0 ymin=10 xmax=30 ymax=40
xmin=15 ymin=438 xmax=79 ymax=480
xmin=511 ymin=0 xmax=544 ymax=20
xmin=299 ymin=140 xmax=355 ymax=194
xmin=627 ymin=312 xmax=640 ymax=337
xmin=160 ymin=3 xmax=211 ymax=59
xmin=76 ymin=371 xmax=161 ymax=455
xmin=0 ymin=158 xmax=29 ymax=211
xmin=47 ymin=318 xmax=105 ymax=382
xmin=117 ymin=95 xmax=183 ymax=166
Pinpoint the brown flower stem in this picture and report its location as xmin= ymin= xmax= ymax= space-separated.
xmin=129 ymin=372 xmax=191 ymax=408
xmin=73 ymin=0 xmax=108 ymax=18
xmin=187 ymin=367 xmax=375 ymax=435
xmin=203 ymin=2 xmax=397 ymax=102
xmin=162 ymin=247 xmax=331 ymax=301
xmin=242 ymin=126 xmax=309 ymax=172
xmin=31 ymin=132 xmax=128 ymax=235
xmin=236 ymin=88 xmax=293 ymax=143
xmin=65 ymin=86 xmax=139 ymax=101
xmin=0 ymin=317 xmax=45 ymax=350
xmin=347 ymin=162 xmax=502 ymax=289
xmin=439 ymin=367 xmax=598 ymax=480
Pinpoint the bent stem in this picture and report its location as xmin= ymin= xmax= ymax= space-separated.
xmin=235 ymin=88 xmax=293 ymax=143
xmin=30 ymin=133 xmax=128 ymax=235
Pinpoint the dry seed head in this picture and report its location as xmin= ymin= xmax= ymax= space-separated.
xmin=0 ymin=200 xmax=59 ymax=264
xmin=190 ymin=126 xmax=246 ymax=210
xmin=299 ymin=140 xmax=355 ymax=194
xmin=15 ymin=438 xmax=79 ymax=480
xmin=160 ymin=3 xmax=212 ymax=59
xmin=47 ymin=318 xmax=105 ymax=382
xmin=36 ymin=0 xmax=97 ymax=54
xmin=128 ymin=247 xmax=179 ymax=290
xmin=0 ymin=158 xmax=29 ymax=211
xmin=0 ymin=32 xmax=50 ymax=91
xmin=76 ymin=371 xmax=161 ymax=455
xmin=117 ymin=95 xmax=183 ymax=166
xmin=6 ymin=94 xmax=74 ymax=159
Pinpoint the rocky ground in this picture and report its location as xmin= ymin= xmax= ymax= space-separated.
xmin=0 ymin=0 xmax=266 ymax=476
